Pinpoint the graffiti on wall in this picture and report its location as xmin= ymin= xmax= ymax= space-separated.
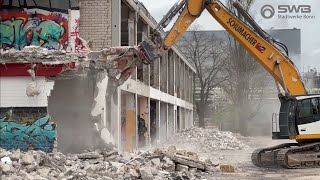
xmin=0 ymin=8 xmax=68 ymax=50
xmin=0 ymin=107 xmax=56 ymax=152
xmin=0 ymin=116 xmax=56 ymax=152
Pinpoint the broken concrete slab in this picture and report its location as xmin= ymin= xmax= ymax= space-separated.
xmin=77 ymin=152 xmax=103 ymax=159
xmin=10 ymin=151 xmax=21 ymax=162
xmin=220 ymin=164 xmax=235 ymax=173
xmin=21 ymin=153 xmax=36 ymax=166
xmin=176 ymin=164 xmax=189 ymax=172
xmin=171 ymin=154 xmax=209 ymax=171
xmin=139 ymin=167 xmax=154 ymax=180
xmin=151 ymin=158 xmax=161 ymax=167
xmin=0 ymin=163 xmax=14 ymax=175
xmin=1 ymin=157 xmax=12 ymax=164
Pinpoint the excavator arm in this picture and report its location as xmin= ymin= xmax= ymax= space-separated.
xmin=141 ymin=0 xmax=308 ymax=96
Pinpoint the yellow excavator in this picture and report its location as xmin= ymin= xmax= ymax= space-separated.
xmin=133 ymin=0 xmax=320 ymax=169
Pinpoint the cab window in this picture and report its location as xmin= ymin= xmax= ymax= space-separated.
xmin=298 ymin=98 xmax=319 ymax=118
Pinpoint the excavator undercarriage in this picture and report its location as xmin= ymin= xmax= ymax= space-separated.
xmin=252 ymin=142 xmax=320 ymax=169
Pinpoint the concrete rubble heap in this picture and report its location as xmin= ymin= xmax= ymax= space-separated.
xmin=0 ymin=146 xmax=220 ymax=180
xmin=165 ymin=127 xmax=249 ymax=153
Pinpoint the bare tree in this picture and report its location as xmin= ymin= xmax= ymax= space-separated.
xmin=222 ymin=0 xmax=270 ymax=135
xmin=179 ymin=25 xmax=229 ymax=127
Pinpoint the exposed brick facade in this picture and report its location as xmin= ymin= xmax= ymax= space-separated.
xmin=79 ymin=0 xmax=112 ymax=50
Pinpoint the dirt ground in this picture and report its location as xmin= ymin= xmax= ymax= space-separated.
xmin=199 ymin=137 xmax=320 ymax=180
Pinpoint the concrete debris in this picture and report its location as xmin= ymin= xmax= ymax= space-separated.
xmin=220 ymin=164 xmax=236 ymax=173
xmin=139 ymin=167 xmax=154 ymax=180
xmin=176 ymin=164 xmax=189 ymax=172
xmin=0 ymin=46 xmax=84 ymax=63
xmin=0 ymin=163 xmax=14 ymax=175
xmin=0 ymin=145 xmax=221 ymax=180
xmin=1 ymin=46 xmax=142 ymax=86
xmin=165 ymin=127 xmax=250 ymax=152
xmin=76 ymin=151 xmax=103 ymax=159
xmin=26 ymin=81 xmax=41 ymax=97
xmin=21 ymin=153 xmax=36 ymax=166
xmin=1 ymin=157 xmax=12 ymax=164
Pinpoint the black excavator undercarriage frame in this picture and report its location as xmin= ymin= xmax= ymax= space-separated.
xmin=252 ymin=142 xmax=320 ymax=169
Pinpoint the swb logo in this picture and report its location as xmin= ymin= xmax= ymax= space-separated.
xmin=261 ymin=4 xmax=312 ymax=19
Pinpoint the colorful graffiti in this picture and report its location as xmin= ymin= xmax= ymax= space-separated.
xmin=0 ymin=116 xmax=56 ymax=152
xmin=0 ymin=8 xmax=68 ymax=50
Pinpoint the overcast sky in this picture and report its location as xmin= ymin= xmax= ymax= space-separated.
xmin=139 ymin=0 xmax=320 ymax=72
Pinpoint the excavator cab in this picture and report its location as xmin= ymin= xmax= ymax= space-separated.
xmin=273 ymin=95 xmax=320 ymax=141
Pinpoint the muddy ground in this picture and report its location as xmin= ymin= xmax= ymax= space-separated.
xmin=200 ymin=137 xmax=320 ymax=180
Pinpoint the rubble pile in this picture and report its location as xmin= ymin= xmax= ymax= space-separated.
xmin=165 ymin=127 xmax=249 ymax=153
xmin=0 ymin=146 xmax=219 ymax=180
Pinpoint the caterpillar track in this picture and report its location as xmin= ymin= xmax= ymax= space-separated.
xmin=252 ymin=142 xmax=320 ymax=169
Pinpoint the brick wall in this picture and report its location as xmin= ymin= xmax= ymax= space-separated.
xmin=79 ymin=0 xmax=112 ymax=50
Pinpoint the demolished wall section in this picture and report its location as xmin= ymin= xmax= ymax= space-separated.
xmin=0 ymin=77 xmax=56 ymax=152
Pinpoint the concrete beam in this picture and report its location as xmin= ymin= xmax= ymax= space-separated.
xmin=111 ymin=0 xmax=121 ymax=46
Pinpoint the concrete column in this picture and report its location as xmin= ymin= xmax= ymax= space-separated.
xmin=191 ymin=110 xmax=194 ymax=127
xmin=173 ymin=53 xmax=176 ymax=97
xmin=109 ymin=88 xmax=120 ymax=149
xmin=174 ymin=105 xmax=177 ymax=135
xmin=157 ymin=58 xmax=160 ymax=90
xmin=177 ymin=58 xmax=181 ymax=98
xmin=170 ymin=51 xmax=175 ymax=96
xmin=187 ymin=110 xmax=191 ymax=128
xmin=138 ymin=96 xmax=149 ymax=147
xmin=111 ymin=0 xmax=121 ymax=46
xmin=181 ymin=108 xmax=185 ymax=130
xmin=168 ymin=104 xmax=174 ymax=137
xmin=142 ymin=25 xmax=150 ymax=86
xmin=184 ymin=110 xmax=188 ymax=129
xmin=125 ymin=93 xmax=136 ymax=152
xmin=128 ymin=10 xmax=137 ymax=80
xmin=160 ymin=102 xmax=167 ymax=142
xmin=160 ymin=53 xmax=168 ymax=92
xmin=147 ymin=98 xmax=151 ymax=145
xmin=178 ymin=107 xmax=182 ymax=131
xmin=184 ymin=66 xmax=187 ymax=102
xmin=167 ymin=51 xmax=170 ymax=94
xmin=180 ymin=59 xmax=183 ymax=99
xmin=111 ymin=0 xmax=121 ymax=150
xmin=156 ymin=100 xmax=161 ymax=141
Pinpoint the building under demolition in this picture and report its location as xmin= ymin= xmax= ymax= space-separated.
xmin=0 ymin=0 xmax=195 ymax=153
